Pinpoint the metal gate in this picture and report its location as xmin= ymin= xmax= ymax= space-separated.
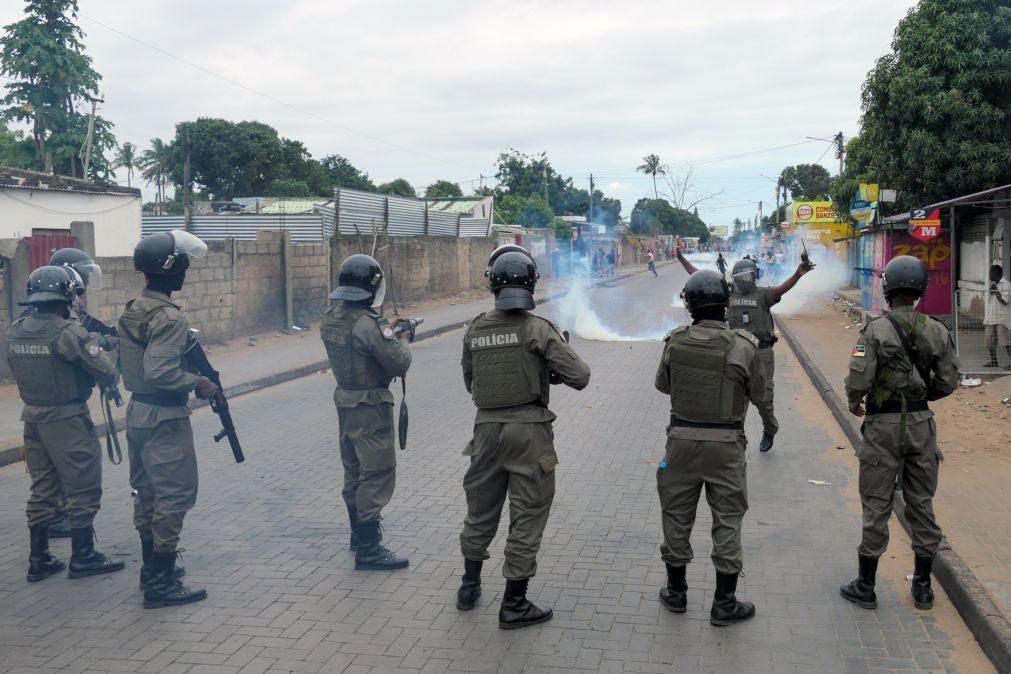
xmin=26 ymin=234 xmax=78 ymax=271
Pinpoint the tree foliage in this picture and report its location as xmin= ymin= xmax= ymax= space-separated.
xmin=637 ymin=153 xmax=666 ymax=199
xmin=496 ymin=193 xmax=556 ymax=228
xmin=629 ymin=198 xmax=709 ymax=238
xmin=376 ymin=178 xmax=416 ymax=198
xmin=0 ymin=0 xmax=115 ymax=178
xmin=0 ymin=125 xmax=34 ymax=168
xmin=320 ymin=153 xmax=374 ymax=192
xmin=425 ymin=179 xmax=464 ymax=198
xmin=113 ymin=141 xmax=138 ymax=187
xmin=778 ymin=164 xmax=833 ymax=200
xmin=139 ymin=138 xmax=169 ymax=213
xmin=493 ymin=149 xmax=593 ymax=217
xmin=853 ymin=0 xmax=1011 ymax=209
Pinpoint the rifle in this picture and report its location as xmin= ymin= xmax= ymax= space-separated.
xmin=392 ymin=317 xmax=424 ymax=342
xmin=99 ymin=383 xmax=124 ymax=464
xmin=80 ymin=310 xmax=118 ymax=337
xmin=183 ymin=331 xmax=245 ymax=463
xmin=390 ymin=318 xmax=422 ymax=450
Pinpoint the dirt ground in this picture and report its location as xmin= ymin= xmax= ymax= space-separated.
xmin=782 ymin=295 xmax=1011 ymax=622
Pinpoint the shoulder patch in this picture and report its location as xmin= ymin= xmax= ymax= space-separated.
xmin=735 ymin=330 xmax=759 ymax=348
xmin=86 ymin=341 xmax=101 ymax=357
xmin=851 ymin=343 xmax=865 ymax=357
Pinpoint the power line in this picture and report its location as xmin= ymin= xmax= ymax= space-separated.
xmin=77 ymin=13 xmax=475 ymax=173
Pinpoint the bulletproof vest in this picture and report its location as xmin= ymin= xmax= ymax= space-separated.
xmin=666 ymin=326 xmax=746 ymax=424
xmin=727 ymin=286 xmax=773 ymax=338
xmin=321 ymin=306 xmax=391 ymax=390
xmin=870 ymin=312 xmax=931 ymax=405
xmin=118 ymin=294 xmax=179 ymax=394
xmin=467 ymin=312 xmax=546 ymax=409
xmin=7 ymin=316 xmax=94 ymax=406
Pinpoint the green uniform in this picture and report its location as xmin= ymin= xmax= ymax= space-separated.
xmin=844 ymin=305 xmax=960 ymax=559
xmin=727 ymin=286 xmax=779 ymax=435
xmin=6 ymin=312 xmax=117 ymax=530
xmin=321 ymin=304 xmax=412 ymax=525
xmin=459 ymin=310 xmax=591 ymax=580
xmin=655 ymin=320 xmax=767 ymax=574
xmin=119 ymin=289 xmax=203 ymax=553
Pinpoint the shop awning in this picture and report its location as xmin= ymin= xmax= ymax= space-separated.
xmin=882 ymin=184 xmax=1011 ymax=225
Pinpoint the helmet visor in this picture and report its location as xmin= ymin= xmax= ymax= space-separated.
xmin=76 ymin=262 xmax=102 ymax=289
xmin=169 ymin=230 xmax=208 ymax=258
xmin=371 ymin=278 xmax=386 ymax=309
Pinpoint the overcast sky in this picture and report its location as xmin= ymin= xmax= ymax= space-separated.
xmin=3 ymin=0 xmax=917 ymax=223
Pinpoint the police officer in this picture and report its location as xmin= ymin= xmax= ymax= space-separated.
xmin=676 ymin=250 xmax=813 ymax=452
xmin=5 ymin=266 xmax=124 ymax=582
xmin=322 ymin=254 xmax=412 ymax=571
xmin=119 ymin=230 xmax=216 ymax=608
xmin=458 ymin=248 xmax=591 ymax=630
xmin=655 ymin=269 xmax=767 ymax=626
xmin=37 ymin=248 xmax=115 ymax=538
xmin=841 ymin=255 xmax=959 ymax=611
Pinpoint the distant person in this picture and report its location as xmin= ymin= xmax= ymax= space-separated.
xmin=984 ymin=264 xmax=1011 ymax=369
xmin=551 ymin=248 xmax=562 ymax=279
xmin=647 ymin=251 xmax=658 ymax=278
xmin=716 ymin=253 xmax=727 ymax=277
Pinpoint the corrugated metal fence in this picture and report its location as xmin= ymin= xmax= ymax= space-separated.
xmin=142 ymin=189 xmax=491 ymax=240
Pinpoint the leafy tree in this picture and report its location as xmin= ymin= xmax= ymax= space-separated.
xmin=113 ymin=141 xmax=138 ymax=187
xmin=496 ymin=194 xmax=557 ymax=228
xmin=279 ymin=138 xmax=330 ymax=196
xmin=320 ymin=153 xmax=375 ymax=192
xmin=0 ymin=0 xmax=115 ymax=178
xmin=778 ymin=164 xmax=833 ymax=200
xmin=493 ymin=149 xmax=590 ymax=215
xmin=830 ymin=135 xmax=877 ymax=216
xmin=630 ymin=198 xmax=709 ymax=238
xmin=266 ymin=178 xmax=311 ymax=197
xmin=548 ymin=218 xmax=573 ymax=240
xmin=854 ymin=0 xmax=1011 ymax=208
xmin=0 ymin=125 xmax=34 ymax=168
xmin=376 ymin=178 xmax=416 ymax=198
xmin=139 ymin=138 xmax=169 ymax=214
xmin=425 ymin=179 xmax=464 ymax=198
xmin=637 ymin=154 xmax=666 ymax=199
xmin=595 ymin=197 xmax=622 ymax=228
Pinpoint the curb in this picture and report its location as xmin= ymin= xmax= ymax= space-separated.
xmin=776 ymin=316 xmax=1011 ymax=674
xmin=0 ymin=263 xmax=656 ymax=469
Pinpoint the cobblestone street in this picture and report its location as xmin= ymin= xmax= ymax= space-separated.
xmin=0 ymin=272 xmax=996 ymax=673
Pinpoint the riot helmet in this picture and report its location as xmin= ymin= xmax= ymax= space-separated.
xmin=681 ymin=269 xmax=730 ymax=317
xmin=731 ymin=258 xmax=760 ymax=293
xmin=18 ymin=265 xmax=78 ymax=306
xmin=49 ymin=247 xmax=102 ymax=291
xmin=485 ymin=244 xmax=531 ymax=276
xmin=330 ymin=254 xmax=386 ymax=307
xmin=489 ymin=249 xmax=538 ymax=311
xmin=881 ymin=255 xmax=928 ymax=300
xmin=134 ymin=229 xmax=207 ymax=276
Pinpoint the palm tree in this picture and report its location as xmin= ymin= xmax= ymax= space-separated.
xmin=637 ymin=154 xmax=666 ymax=199
xmin=113 ymin=142 xmax=138 ymax=187
xmin=139 ymin=139 xmax=169 ymax=214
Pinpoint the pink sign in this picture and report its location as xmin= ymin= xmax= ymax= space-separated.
xmin=890 ymin=232 xmax=952 ymax=314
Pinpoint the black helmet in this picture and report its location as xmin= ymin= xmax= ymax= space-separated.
xmin=18 ymin=266 xmax=77 ymax=306
xmin=731 ymin=258 xmax=760 ymax=292
xmin=682 ymin=269 xmax=730 ymax=315
xmin=330 ymin=254 xmax=385 ymax=305
xmin=485 ymin=244 xmax=531 ymax=276
xmin=490 ymin=250 xmax=538 ymax=311
xmin=882 ymin=255 xmax=928 ymax=299
xmin=134 ymin=229 xmax=207 ymax=276
xmin=50 ymin=247 xmax=102 ymax=292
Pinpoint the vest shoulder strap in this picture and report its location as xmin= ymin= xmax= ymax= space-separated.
xmin=733 ymin=329 xmax=758 ymax=349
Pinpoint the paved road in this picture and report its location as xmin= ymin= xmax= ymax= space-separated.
xmin=0 ymin=270 xmax=994 ymax=673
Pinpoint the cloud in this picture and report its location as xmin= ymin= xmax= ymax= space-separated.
xmin=1 ymin=0 xmax=917 ymax=217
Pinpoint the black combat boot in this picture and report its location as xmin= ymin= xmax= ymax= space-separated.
xmin=67 ymin=527 xmax=125 ymax=578
xmin=710 ymin=571 xmax=755 ymax=626
xmin=27 ymin=526 xmax=65 ymax=582
xmin=912 ymin=555 xmax=934 ymax=610
xmin=49 ymin=510 xmax=72 ymax=538
xmin=138 ymin=537 xmax=186 ymax=590
xmin=354 ymin=521 xmax=409 ymax=571
xmin=499 ymin=578 xmax=553 ymax=629
xmin=143 ymin=550 xmax=207 ymax=609
xmin=457 ymin=559 xmax=483 ymax=610
xmin=759 ymin=432 xmax=774 ymax=453
xmin=659 ymin=564 xmax=687 ymax=613
xmin=348 ymin=508 xmax=359 ymax=552
xmin=840 ymin=554 xmax=878 ymax=609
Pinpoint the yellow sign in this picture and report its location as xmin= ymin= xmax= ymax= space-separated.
xmin=708 ymin=225 xmax=729 ymax=237
xmin=859 ymin=183 xmax=879 ymax=203
xmin=791 ymin=201 xmax=837 ymax=225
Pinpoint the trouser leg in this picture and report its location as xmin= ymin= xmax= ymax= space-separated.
xmin=24 ymin=423 xmax=60 ymax=530
xmin=38 ymin=415 xmax=103 ymax=530
xmin=337 ymin=406 xmax=360 ymax=516
xmin=343 ymin=404 xmax=396 ymax=524
xmin=502 ymin=423 xmax=556 ymax=580
xmin=757 ymin=348 xmax=778 ymax=435
xmin=128 ymin=425 xmax=156 ymax=541
xmin=460 ymin=423 xmax=509 ymax=563
xmin=702 ymin=442 xmax=748 ymax=575
xmin=137 ymin=419 xmax=199 ymax=553
xmin=658 ymin=439 xmax=704 ymax=567
xmin=857 ymin=420 xmax=900 ymax=558
xmin=902 ymin=418 xmax=943 ymax=558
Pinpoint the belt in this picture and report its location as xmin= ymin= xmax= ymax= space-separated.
xmin=669 ymin=415 xmax=743 ymax=430
xmin=757 ymin=336 xmax=778 ymax=349
xmin=866 ymin=399 xmax=928 ymax=415
xmin=131 ymin=392 xmax=190 ymax=407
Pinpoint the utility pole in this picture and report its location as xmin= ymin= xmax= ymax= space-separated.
xmin=758 ymin=200 xmax=763 ymax=232
xmin=588 ymin=174 xmax=595 ymax=224
xmin=834 ymin=131 xmax=845 ymax=175
xmin=542 ymin=166 xmax=549 ymax=203
xmin=81 ymin=93 xmax=104 ymax=178
xmin=183 ymin=130 xmax=192 ymax=231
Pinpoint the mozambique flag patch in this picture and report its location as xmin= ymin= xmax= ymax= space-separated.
xmin=851 ymin=344 xmax=865 ymax=357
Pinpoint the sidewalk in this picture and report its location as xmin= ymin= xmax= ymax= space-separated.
xmin=778 ymin=291 xmax=1011 ymax=671
xmin=0 ymin=262 xmax=667 ymax=466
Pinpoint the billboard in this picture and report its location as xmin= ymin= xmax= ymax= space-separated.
xmin=791 ymin=201 xmax=837 ymax=225
xmin=709 ymin=225 xmax=729 ymax=237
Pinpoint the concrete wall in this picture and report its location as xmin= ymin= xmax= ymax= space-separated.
xmin=0 ymin=188 xmax=141 ymax=257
